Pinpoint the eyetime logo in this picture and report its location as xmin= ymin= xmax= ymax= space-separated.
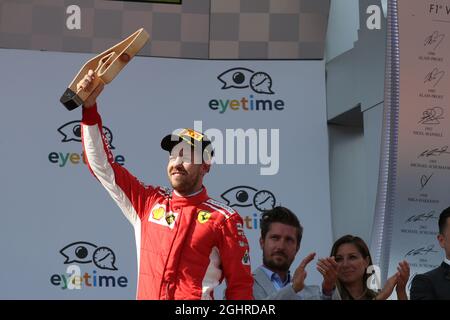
xmin=209 ymin=67 xmax=286 ymax=113
xmin=218 ymin=67 xmax=274 ymax=94
xmin=221 ymin=186 xmax=277 ymax=230
xmin=58 ymin=120 xmax=116 ymax=149
xmin=48 ymin=120 xmax=125 ymax=167
xmin=50 ymin=241 xmax=129 ymax=290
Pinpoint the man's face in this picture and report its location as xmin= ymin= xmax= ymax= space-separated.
xmin=260 ymin=222 xmax=299 ymax=273
xmin=167 ymin=142 xmax=209 ymax=195
xmin=438 ymin=217 xmax=450 ymax=259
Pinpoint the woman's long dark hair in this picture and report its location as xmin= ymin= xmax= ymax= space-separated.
xmin=330 ymin=235 xmax=378 ymax=300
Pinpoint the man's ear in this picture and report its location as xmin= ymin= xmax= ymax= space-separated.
xmin=259 ymin=237 xmax=264 ymax=250
xmin=202 ymin=163 xmax=211 ymax=174
xmin=438 ymin=233 xmax=446 ymax=249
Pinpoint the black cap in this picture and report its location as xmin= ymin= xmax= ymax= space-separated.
xmin=161 ymin=128 xmax=214 ymax=159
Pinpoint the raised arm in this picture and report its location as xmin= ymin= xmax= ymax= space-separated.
xmin=79 ymin=70 xmax=154 ymax=226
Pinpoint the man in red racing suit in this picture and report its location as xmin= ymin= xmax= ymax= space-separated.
xmin=78 ymin=70 xmax=253 ymax=300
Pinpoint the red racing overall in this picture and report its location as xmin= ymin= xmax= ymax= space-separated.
xmin=81 ymin=105 xmax=253 ymax=299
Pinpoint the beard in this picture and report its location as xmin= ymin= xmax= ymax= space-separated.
xmin=169 ymin=170 xmax=201 ymax=194
xmin=262 ymin=252 xmax=292 ymax=273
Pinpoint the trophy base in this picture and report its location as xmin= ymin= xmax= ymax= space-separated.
xmin=60 ymin=88 xmax=83 ymax=111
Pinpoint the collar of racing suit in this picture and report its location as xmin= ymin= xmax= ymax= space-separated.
xmin=170 ymin=185 xmax=209 ymax=208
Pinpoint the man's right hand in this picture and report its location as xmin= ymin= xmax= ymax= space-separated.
xmin=76 ymin=70 xmax=104 ymax=109
xmin=292 ymin=252 xmax=316 ymax=293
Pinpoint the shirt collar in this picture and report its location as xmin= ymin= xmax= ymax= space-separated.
xmin=260 ymin=265 xmax=291 ymax=285
xmin=444 ymin=258 xmax=450 ymax=266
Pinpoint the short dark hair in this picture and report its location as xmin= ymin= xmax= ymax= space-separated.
xmin=439 ymin=207 xmax=450 ymax=234
xmin=260 ymin=206 xmax=303 ymax=247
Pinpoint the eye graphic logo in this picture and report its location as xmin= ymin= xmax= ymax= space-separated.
xmin=221 ymin=186 xmax=276 ymax=212
xmin=57 ymin=120 xmax=115 ymax=149
xmin=60 ymin=241 xmax=118 ymax=271
xmin=217 ymin=68 xmax=275 ymax=94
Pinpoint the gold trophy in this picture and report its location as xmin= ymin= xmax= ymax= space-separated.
xmin=60 ymin=28 xmax=149 ymax=110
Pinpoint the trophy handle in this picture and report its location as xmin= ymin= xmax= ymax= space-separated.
xmin=60 ymin=28 xmax=149 ymax=111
